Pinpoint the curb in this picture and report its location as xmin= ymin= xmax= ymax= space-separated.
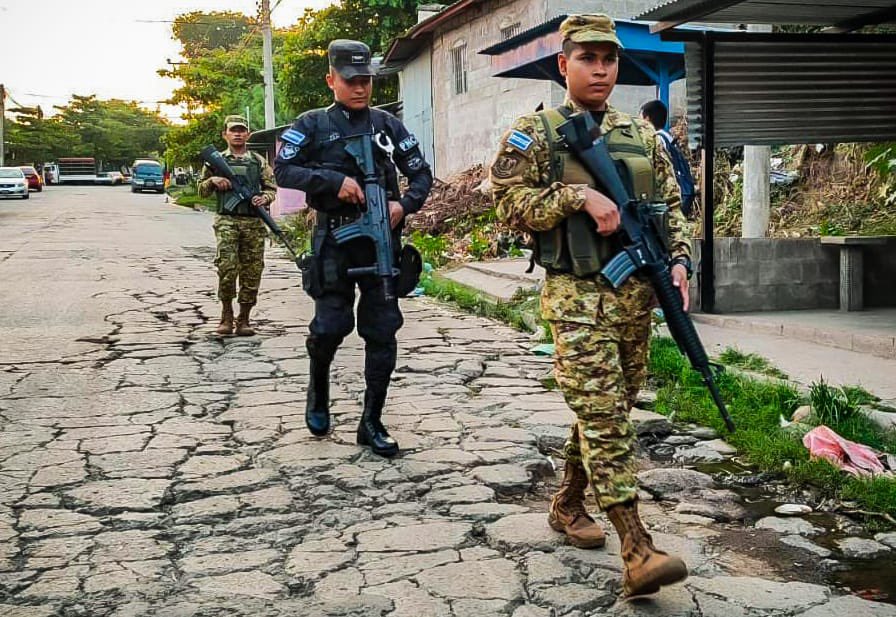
xmin=691 ymin=313 xmax=896 ymax=360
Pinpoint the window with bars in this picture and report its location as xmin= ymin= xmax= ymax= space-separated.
xmin=500 ymin=22 xmax=521 ymax=40
xmin=451 ymin=43 xmax=468 ymax=95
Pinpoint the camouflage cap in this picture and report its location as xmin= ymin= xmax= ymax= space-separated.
xmin=559 ymin=14 xmax=623 ymax=49
xmin=224 ymin=115 xmax=249 ymax=130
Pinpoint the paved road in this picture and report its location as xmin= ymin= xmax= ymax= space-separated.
xmin=1 ymin=187 xmax=894 ymax=616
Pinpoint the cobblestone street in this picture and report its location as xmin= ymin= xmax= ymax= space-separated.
xmin=1 ymin=188 xmax=895 ymax=616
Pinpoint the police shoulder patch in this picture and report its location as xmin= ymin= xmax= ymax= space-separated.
xmin=506 ymin=130 xmax=533 ymax=152
xmin=407 ymin=155 xmax=424 ymax=171
xmin=279 ymin=143 xmax=299 ymax=160
xmin=281 ymin=128 xmax=306 ymax=146
xmin=398 ymin=135 xmax=419 ymax=152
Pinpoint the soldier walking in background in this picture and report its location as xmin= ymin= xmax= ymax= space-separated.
xmin=274 ymin=40 xmax=432 ymax=457
xmin=199 ymin=115 xmax=277 ymax=336
xmin=490 ymin=15 xmax=693 ymax=596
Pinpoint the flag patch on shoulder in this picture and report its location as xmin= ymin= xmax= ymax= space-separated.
xmin=281 ymin=128 xmax=306 ymax=145
xmin=506 ymin=130 xmax=533 ymax=152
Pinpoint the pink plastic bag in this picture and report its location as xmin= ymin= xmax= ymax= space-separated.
xmin=802 ymin=425 xmax=892 ymax=477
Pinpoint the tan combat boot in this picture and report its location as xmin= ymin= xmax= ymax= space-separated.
xmin=216 ymin=303 xmax=234 ymax=335
xmin=607 ymin=500 xmax=688 ymax=596
xmin=548 ymin=461 xmax=606 ymax=548
xmin=235 ymin=304 xmax=255 ymax=336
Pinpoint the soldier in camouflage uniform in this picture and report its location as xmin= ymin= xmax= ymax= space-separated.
xmin=199 ymin=115 xmax=278 ymax=336
xmin=490 ymin=15 xmax=692 ymax=596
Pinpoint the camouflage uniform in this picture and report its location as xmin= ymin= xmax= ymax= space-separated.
xmin=198 ymin=149 xmax=277 ymax=307
xmin=491 ymin=97 xmax=691 ymax=510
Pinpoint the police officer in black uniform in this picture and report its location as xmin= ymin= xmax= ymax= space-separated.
xmin=274 ymin=39 xmax=433 ymax=457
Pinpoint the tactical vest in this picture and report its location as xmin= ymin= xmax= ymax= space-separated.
xmin=217 ymin=152 xmax=264 ymax=216
xmin=307 ymin=106 xmax=400 ymax=218
xmin=533 ymin=107 xmax=656 ymax=277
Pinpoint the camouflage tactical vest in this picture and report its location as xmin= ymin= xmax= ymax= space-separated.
xmin=533 ymin=107 xmax=655 ymax=277
xmin=217 ymin=152 xmax=264 ymax=216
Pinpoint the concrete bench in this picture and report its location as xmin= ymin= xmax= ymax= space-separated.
xmin=820 ymin=236 xmax=888 ymax=311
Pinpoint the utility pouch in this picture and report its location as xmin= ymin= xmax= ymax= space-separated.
xmin=565 ymin=212 xmax=603 ymax=277
xmin=395 ymin=244 xmax=423 ymax=297
xmin=533 ymin=224 xmax=572 ymax=273
xmin=299 ymin=253 xmax=324 ymax=299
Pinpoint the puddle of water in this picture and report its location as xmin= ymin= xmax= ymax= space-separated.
xmin=687 ymin=460 xmax=896 ymax=603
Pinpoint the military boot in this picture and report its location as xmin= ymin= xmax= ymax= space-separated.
xmin=305 ymin=358 xmax=331 ymax=436
xmin=548 ymin=462 xmax=605 ymax=548
xmin=357 ymin=387 xmax=399 ymax=457
xmin=216 ymin=303 xmax=234 ymax=335
xmin=235 ymin=304 xmax=255 ymax=336
xmin=607 ymin=500 xmax=688 ymax=596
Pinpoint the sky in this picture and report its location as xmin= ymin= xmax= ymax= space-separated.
xmin=0 ymin=0 xmax=332 ymax=123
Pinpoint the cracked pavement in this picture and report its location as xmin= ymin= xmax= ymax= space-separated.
xmin=0 ymin=188 xmax=894 ymax=617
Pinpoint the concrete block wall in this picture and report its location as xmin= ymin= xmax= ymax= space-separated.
xmin=691 ymin=238 xmax=841 ymax=313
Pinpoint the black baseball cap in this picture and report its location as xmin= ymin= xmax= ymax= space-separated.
xmin=328 ymin=39 xmax=376 ymax=79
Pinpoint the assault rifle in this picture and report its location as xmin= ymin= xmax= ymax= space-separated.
xmin=330 ymin=133 xmax=398 ymax=301
xmin=199 ymin=145 xmax=299 ymax=266
xmin=555 ymin=112 xmax=736 ymax=432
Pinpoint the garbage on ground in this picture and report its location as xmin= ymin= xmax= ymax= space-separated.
xmin=775 ymin=504 xmax=813 ymax=516
xmin=803 ymin=425 xmax=895 ymax=477
xmin=530 ymin=343 xmax=555 ymax=356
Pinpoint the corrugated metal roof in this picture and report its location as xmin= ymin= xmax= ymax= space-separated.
xmin=684 ymin=35 xmax=896 ymax=147
xmin=636 ymin=0 xmax=896 ymax=30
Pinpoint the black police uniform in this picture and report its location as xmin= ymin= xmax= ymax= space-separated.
xmin=274 ymin=101 xmax=432 ymax=455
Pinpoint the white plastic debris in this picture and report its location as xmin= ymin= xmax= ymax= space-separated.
xmin=774 ymin=504 xmax=813 ymax=516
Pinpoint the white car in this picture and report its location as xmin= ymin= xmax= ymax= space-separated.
xmin=0 ymin=167 xmax=29 ymax=199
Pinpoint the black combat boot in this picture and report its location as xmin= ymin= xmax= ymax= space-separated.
xmin=356 ymin=386 xmax=399 ymax=457
xmin=305 ymin=358 xmax=331 ymax=436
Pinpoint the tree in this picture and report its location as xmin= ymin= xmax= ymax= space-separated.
xmin=172 ymin=11 xmax=255 ymax=60
xmin=5 ymin=106 xmax=75 ymax=165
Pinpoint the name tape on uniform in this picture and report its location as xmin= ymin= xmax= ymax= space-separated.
xmin=398 ymin=135 xmax=418 ymax=153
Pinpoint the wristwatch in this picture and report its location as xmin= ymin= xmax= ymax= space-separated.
xmin=670 ymin=256 xmax=693 ymax=280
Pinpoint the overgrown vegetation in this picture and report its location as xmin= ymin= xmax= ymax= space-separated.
xmin=718 ymin=347 xmax=788 ymax=379
xmin=651 ymin=337 xmax=896 ymax=520
xmin=169 ymin=183 xmax=215 ymax=210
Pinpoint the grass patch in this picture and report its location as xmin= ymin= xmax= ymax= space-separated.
xmin=168 ymin=184 xmax=215 ymax=210
xmin=650 ymin=336 xmax=896 ymax=520
xmin=420 ymin=273 xmax=542 ymax=335
xmin=718 ymin=347 xmax=789 ymax=379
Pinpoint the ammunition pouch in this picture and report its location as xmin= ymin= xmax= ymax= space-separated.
xmin=533 ymin=212 xmax=616 ymax=277
xmin=299 ymin=253 xmax=324 ymax=299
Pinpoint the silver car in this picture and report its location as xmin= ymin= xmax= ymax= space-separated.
xmin=0 ymin=167 xmax=29 ymax=199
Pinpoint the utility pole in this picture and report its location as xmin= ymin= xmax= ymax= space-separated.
xmin=0 ymin=84 xmax=5 ymax=166
xmin=260 ymin=0 xmax=276 ymax=130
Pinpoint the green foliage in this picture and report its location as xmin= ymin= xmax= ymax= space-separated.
xmin=163 ymin=111 xmax=224 ymax=168
xmin=171 ymin=11 xmax=254 ymax=59
xmin=5 ymin=96 xmax=168 ymax=168
xmin=408 ymin=230 xmax=449 ymax=267
xmin=718 ymin=347 xmax=788 ymax=379
xmin=468 ymin=229 xmax=491 ymax=260
xmin=650 ymin=336 xmax=896 ymax=519
xmin=280 ymin=213 xmax=315 ymax=254
xmin=809 ymin=377 xmax=861 ymax=425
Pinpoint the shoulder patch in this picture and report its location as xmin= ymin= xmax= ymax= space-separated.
xmin=281 ymin=128 xmax=306 ymax=146
xmin=398 ymin=135 xmax=419 ymax=153
xmin=506 ymin=130 xmax=533 ymax=152
xmin=279 ymin=143 xmax=299 ymax=160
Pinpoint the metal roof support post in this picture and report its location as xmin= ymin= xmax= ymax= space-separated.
xmin=658 ymin=62 xmax=671 ymax=119
xmin=700 ymin=35 xmax=716 ymax=313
